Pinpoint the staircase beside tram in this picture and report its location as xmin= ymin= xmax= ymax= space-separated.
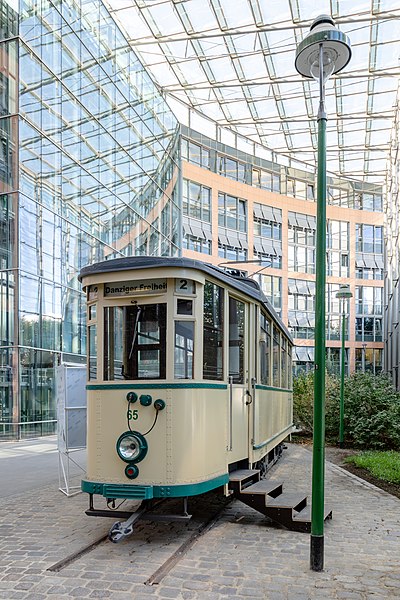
xmin=228 ymin=469 xmax=332 ymax=533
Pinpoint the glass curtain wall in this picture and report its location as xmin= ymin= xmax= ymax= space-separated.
xmin=0 ymin=0 xmax=180 ymax=439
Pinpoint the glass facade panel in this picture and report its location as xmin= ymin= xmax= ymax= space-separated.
xmin=0 ymin=0 xmax=180 ymax=438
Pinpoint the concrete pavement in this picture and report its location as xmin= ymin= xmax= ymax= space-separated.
xmin=0 ymin=436 xmax=86 ymax=499
xmin=0 ymin=442 xmax=399 ymax=599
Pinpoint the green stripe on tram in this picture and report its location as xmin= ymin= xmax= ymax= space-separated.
xmin=87 ymin=382 xmax=228 ymax=390
xmin=254 ymin=385 xmax=293 ymax=393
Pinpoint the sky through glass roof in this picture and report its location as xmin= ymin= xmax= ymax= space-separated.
xmin=106 ymin=0 xmax=400 ymax=185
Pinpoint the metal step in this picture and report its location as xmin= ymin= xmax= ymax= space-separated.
xmin=229 ymin=469 xmax=260 ymax=482
xmin=290 ymin=504 xmax=333 ymax=533
xmin=228 ymin=469 xmax=260 ymax=493
xmin=263 ymin=493 xmax=308 ymax=531
xmin=292 ymin=504 xmax=333 ymax=523
xmin=240 ymin=480 xmax=283 ymax=498
xmin=265 ymin=492 xmax=308 ymax=511
xmin=229 ymin=468 xmax=334 ymax=533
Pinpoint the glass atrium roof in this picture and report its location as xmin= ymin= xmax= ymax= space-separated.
xmin=106 ymin=0 xmax=400 ymax=185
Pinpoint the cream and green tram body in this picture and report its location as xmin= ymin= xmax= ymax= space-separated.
xmin=79 ymin=256 xmax=293 ymax=505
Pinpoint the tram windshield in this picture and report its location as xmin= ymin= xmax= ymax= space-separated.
xmin=104 ymin=303 xmax=166 ymax=380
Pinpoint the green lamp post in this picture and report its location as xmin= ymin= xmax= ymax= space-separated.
xmin=295 ymin=16 xmax=351 ymax=572
xmin=336 ymin=284 xmax=353 ymax=448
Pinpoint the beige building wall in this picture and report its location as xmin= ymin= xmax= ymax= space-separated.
xmin=181 ymin=159 xmax=384 ymax=374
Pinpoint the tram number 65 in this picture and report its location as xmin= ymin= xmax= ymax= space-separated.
xmin=128 ymin=409 xmax=138 ymax=420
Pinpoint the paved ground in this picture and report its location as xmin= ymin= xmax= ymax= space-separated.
xmin=0 ymin=441 xmax=399 ymax=599
xmin=0 ymin=437 xmax=86 ymax=498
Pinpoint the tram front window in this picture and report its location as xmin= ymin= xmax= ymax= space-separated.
xmin=104 ymin=304 xmax=166 ymax=380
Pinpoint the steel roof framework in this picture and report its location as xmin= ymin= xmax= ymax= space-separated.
xmin=106 ymin=0 xmax=400 ymax=185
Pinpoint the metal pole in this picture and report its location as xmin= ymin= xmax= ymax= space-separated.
xmin=339 ymin=301 xmax=346 ymax=448
xmin=310 ymin=43 xmax=327 ymax=573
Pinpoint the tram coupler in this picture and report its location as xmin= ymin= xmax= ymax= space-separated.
xmin=108 ymin=501 xmax=150 ymax=543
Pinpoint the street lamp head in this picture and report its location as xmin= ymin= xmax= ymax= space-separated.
xmin=295 ymin=15 xmax=351 ymax=82
xmin=336 ymin=284 xmax=353 ymax=299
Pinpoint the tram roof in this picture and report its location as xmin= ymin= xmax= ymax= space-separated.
xmin=80 ymin=256 xmax=292 ymax=342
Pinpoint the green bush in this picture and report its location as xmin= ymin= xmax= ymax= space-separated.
xmin=293 ymin=371 xmax=400 ymax=449
xmin=293 ymin=370 xmax=339 ymax=435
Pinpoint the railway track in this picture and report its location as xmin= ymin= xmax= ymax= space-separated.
xmin=47 ymin=494 xmax=232 ymax=584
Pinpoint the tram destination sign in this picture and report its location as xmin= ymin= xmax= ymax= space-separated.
xmin=104 ymin=279 xmax=167 ymax=297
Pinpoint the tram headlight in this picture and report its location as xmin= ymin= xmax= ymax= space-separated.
xmin=116 ymin=431 xmax=148 ymax=463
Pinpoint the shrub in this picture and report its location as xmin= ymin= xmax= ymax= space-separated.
xmin=293 ymin=370 xmax=340 ymax=436
xmin=293 ymin=371 xmax=400 ymax=449
xmin=343 ymin=372 xmax=400 ymax=449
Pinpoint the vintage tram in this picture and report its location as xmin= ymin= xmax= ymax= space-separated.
xmin=79 ymin=256 xmax=293 ymax=540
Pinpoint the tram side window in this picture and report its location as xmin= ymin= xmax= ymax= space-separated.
xmin=273 ymin=327 xmax=281 ymax=387
xmin=104 ymin=304 xmax=166 ymax=380
xmin=229 ymin=297 xmax=245 ymax=384
xmin=288 ymin=344 xmax=293 ymax=389
xmin=281 ymin=337 xmax=288 ymax=388
xmin=260 ymin=313 xmax=271 ymax=385
xmin=88 ymin=325 xmax=97 ymax=380
xmin=203 ymin=281 xmax=224 ymax=380
xmin=175 ymin=321 xmax=194 ymax=379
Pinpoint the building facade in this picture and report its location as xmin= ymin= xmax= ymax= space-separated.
xmin=180 ymin=126 xmax=384 ymax=377
xmin=0 ymin=0 xmax=180 ymax=439
xmin=0 ymin=0 xmax=388 ymax=439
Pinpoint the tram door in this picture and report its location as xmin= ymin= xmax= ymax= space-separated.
xmin=228 ymin=296 xmax=249 ymax=461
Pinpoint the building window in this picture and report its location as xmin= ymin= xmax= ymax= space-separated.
xmin=327 ymin=220 xmax=349 ymax=277
xmin=356 ymin=286 xmax=383 ymax=316
xmin=356 ymin=317 xmax=382 ymax=342
xmin=355 ymin=286 xmax=384 ymax=341
xmin=354 ymin=192 xmax=383 ymax=212
xmin=326 ymin=348 xmax=348 ymax=376
xmin=287 ymin=177 xmax=314 ymax=201
xmin=288 ymin=213 xmax=316 ymax=274
xmin=183 ymin=235 xmax=211 ymax=255
xmin=258 ymin=274 xmax=282 ymax=314
xmin=356 ymin=224 xmax=383 ymax=254
xmin=327 ymin=283 xmax=350 ymax=341
xmin=252 ymin=168 xmax=280 ymax=193
xmin=253 ymin=217 xmax=281 ymax=240
xmin=181 ymin=138 xmax=210 ymax=169
xmin=293 ymin=346 xmax=314 ymax=376
xmin=355 ymin=348 xmax=382 ymax=374
xmin=253 ymin=205 xmax=282 ymax=268
xmin=218 ymin=193 xmax=246 ymax=232
xmin=218 ymin=244 xmax=247 ymax=262
xmin=183 ymin=179 xmax=211 ymax=222
xmin=253 ymin=251 xmax=281 ymax=269
xmin=288 ymin=279 xmax=315 ymax=339
xmin=356 ymin=266 xmax=383 ymax=280
xmin=218 ymin=155 xmax=246 ymax=182
xmin=328 ymin=186 xmax=353 ymax=208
